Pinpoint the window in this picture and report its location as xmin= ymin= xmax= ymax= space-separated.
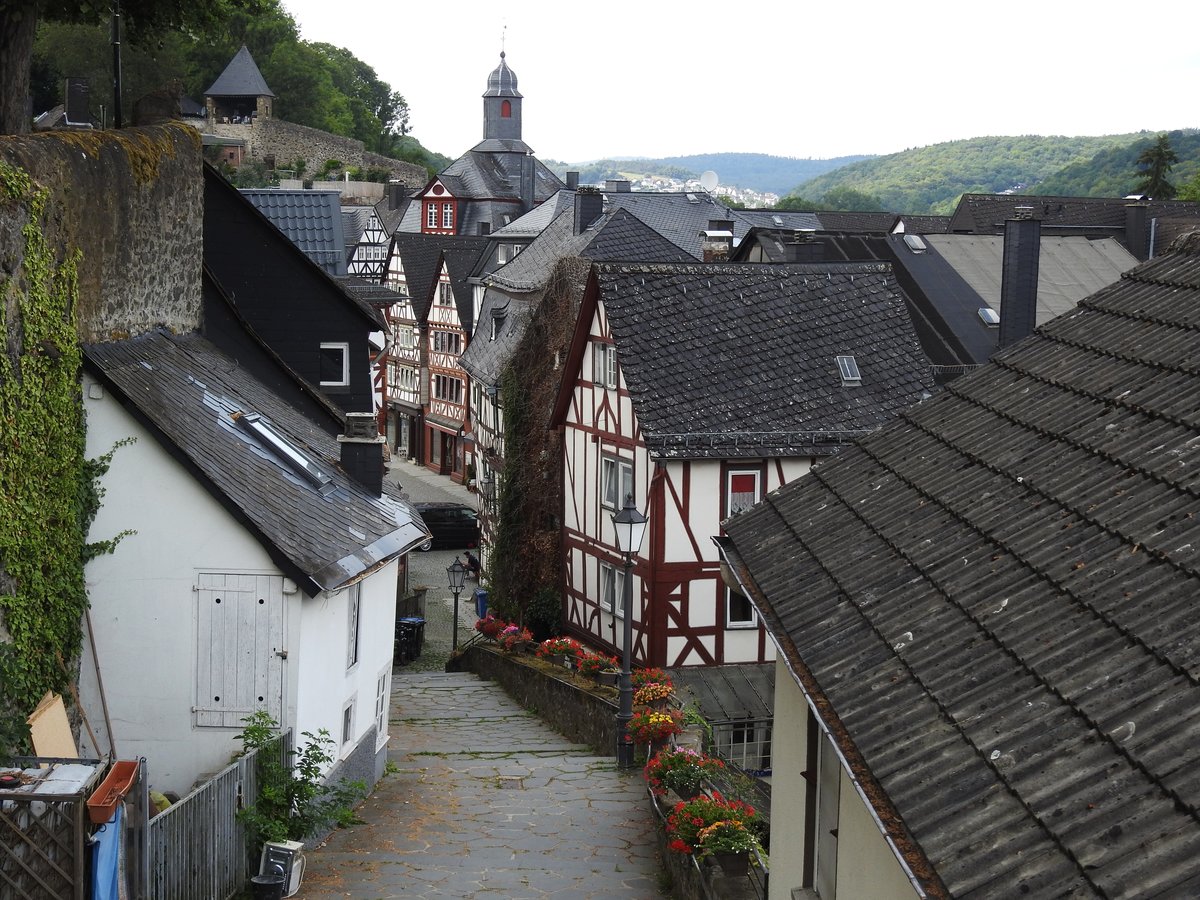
xmin=491 ymin=314 xmax=505 ymax=342
xmin=501 ymin=99 xmax=511 ymax=118
xmin=601 ymin=456 xmax=633 ymax=510
xmin=341 ymin=697 xmax=355 ymax=748
xmin=441 ymin=202 xmax=453 ymax=229
xmin=497 ymin=244 xmax=508 ymax=264
xmin=434 ymin=374 xmax=463 ymax=403
xmin=592 ymin=342 xmax=617 ymax=388
xmin=727 ymin=586 xmax=757 ymax=627
xmin=437 ymin=282 xmax=453 ymax=306
xmin=398 ymin=326 xmax=415 ymax=349
xmin=836 ymin=354 xmax=861 ymax=386
xmin=601 ymin=561 xmax=627 ymax=616
xmin=319 ymin=342 xmax=350 ymax=387
xmin=432 ymin=330 xmax=462 ymax=354
xmin=727 ymin=471 xmax=760 ymax=517
xmin=346 ymin=583 xmax=362 ymax=668
xmin=374 ymin=666 xmax=390 ymax=751
xmin=426 ymin=203 xmax=437 ymax=229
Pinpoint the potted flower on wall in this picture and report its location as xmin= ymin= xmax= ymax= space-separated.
xmin=498 ymin=624 xmax=533 ymax=652
xmin=633 ymin=681 xmax=673 ymax=708
xmin=536 ymin=636 xmax=582 ymax=667
xmin=628 ymin=708 xmax=683 ymax=749
xmin=664 ymin=791 xmax=763 ymax=876
xmin=576 ymin=651 xmax=620 ymax=683
xmin=643 ymin=747 xmax=724 ymax=800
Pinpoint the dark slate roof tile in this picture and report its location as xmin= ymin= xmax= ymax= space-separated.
xmin=204 ymin=45 xmax=274 ymax=97
xmin=597 ymin=262 xmax=935 ymax=459
xmin=84 ymin=331 xmax=425 ymax=593
xmin=721 ymin=232 xmax=1200 ymax=896
xmin=239 ymin=189 xmax=347 ymax=275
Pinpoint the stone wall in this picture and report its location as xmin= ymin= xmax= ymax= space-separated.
xmin=212 ymin=118 xmax=426 ymax=189
xmin=0 ymin=124 xmax=203 ymax=343
xmin=462 ymin=644 xmax=619 ymax=755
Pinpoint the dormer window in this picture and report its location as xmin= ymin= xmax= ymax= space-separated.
xmin=441 ymin=202 xmax=454 ymax=230
xmin=978 ymin=307 xmax=1000 ymax=327
xmin=320 ymin=342 xmax=350 ymax=387
xmin=425 ymin=203 xmax=437 ymax=229
xmin=836 ymin=355 xmax=861 ymax=386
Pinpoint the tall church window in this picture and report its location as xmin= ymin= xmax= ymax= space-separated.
xmin=501 ymin=100 xmax=511 ymax=118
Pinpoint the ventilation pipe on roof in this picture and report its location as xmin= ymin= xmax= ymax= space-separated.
xmin=520 ymin=152 xmax=535 ymax=214
xmin=574 ymin=185 xmax=603 ymax=235
xmin=339 ymin=411 xmax=386 ymax=496
xmin=998 ymin=214 xmax=1041 ymax=349
xmin=1124 ymin=202 xmax=1150 ymax=261
xmin=566 ymin=171 xmax=580 ymax=190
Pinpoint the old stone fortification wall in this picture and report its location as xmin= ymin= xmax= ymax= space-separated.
xmin=212 ymin=118 xmax=426 ymax=188
xmin=0 ymin=124 xmax=203 ymax=343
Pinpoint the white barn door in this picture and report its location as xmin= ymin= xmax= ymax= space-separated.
xmin=194 ymin=573 xmax=286 ymax=727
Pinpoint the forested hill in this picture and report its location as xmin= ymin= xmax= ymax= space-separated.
xmin=560 ymin=153 xmax=870 ymax=195
xmin=785 ymin=134 xmax=1153 ymax=214
xmin=1033 ymin=130 xmax=1200 ymax=197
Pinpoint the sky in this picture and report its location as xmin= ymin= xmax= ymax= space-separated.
xmin=281 ymin=0 xmax=1198 ymax=164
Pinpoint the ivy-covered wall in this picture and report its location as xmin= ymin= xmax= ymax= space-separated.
xmin=0 ymin=126 xmax=205 ymax=752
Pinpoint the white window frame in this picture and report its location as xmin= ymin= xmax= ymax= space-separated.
xmin=441 ymin=202 xmax=453 ymax=229
xmin=726 ymin=469 xmax=761 ymax=518
xmin=374 ymin=664 xmax=390 ymax=751
xmin=726 ymin=585 xmax=758 ymax=628
xmin=601 ymin=561 xmax=627 ymax=617
xmin=319 ymin=341 xmax=350 ymax=387
xmin=601 ymin=456 xmax=633 ymax=511
xmin=341 ymin=696 xmax=356 ymax=752
xmin=437 ymin=282 xmax=453 ymax=306
xmin=426 ymin=203 xmax=437 ymax=229
xmin=592 ymin=342 xmax=617 ymax=388
xmin=346 ymin=582 xmax=362 ymax=669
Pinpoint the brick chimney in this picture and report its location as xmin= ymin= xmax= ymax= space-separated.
xmin=701 ymin=219 xmax=734 ymax=262
xmin=574 ymin=186 xmax=603 ymax=235
xmin=998 ymin=210 xmax=1040 ymax=349
xmin=1124 ymin=202 xmax=1150 ymax=261
xmin=339 ymin=412 xmax=385 ymax=496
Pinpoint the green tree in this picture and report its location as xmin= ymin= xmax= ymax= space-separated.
xmin=820 ymin=185 xmax=886 ymax=211
xmin=1134 ymin=133 xmax=1179 ymax=199
xmin=1 ymin=0 xmax=265 ymax=134
xmin=1178 ymin=172 xmax=1200 ymax=202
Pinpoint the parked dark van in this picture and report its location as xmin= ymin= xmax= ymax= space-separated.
xmin=413 ymin=502 xmax=480 ymax=551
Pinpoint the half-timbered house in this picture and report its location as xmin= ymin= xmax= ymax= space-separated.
xmin=550 ymin=262 xmax=936 ymax=668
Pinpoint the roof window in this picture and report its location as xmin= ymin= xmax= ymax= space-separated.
xmin=978 ymin=307 xmax=1000 ymax=327
xmin=836 ymin=355 xmax=862 ymax=386
xmin=903 ymin=234 xmax=927 ymax=253
xmin=233 ymin=411 xmax=333 ymax=492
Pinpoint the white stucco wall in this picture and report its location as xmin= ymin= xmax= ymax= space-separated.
xmin=768 ymin=657 xmax=918 ymax=900
xmin=80 ymin=373 xmax=396 ymax=793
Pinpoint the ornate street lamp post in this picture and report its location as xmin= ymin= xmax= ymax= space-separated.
xmin=447 ymin=557 xmax=467 ymax=651
xmin=611 ymin=495 xmax=648 ymax=768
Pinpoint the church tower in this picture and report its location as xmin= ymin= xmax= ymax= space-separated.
xmin=481 ymin=52 xmax=523 ymax=145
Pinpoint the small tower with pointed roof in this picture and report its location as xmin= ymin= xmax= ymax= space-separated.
xmin=204 ymin=45 xmax=275 ymax=124
xmin=480 ymin=52 xmax=524 ymax=148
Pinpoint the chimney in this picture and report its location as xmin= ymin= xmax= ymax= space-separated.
xmin=574 ymin=185 xmax=603 ymax=235
xmin=701 ymin=220 xmax=734 ymax=262
xmin=385 ymin=181 xmax=409 ymax=209
xmin=339 ymin=412 xmax=385 ymax=496
xmin=520 ymin=153 xmax=535 ymax=214
xmin=566 ymin=171 xmax=580 ymax=190
xmin=1125 ymin=202 xmax=1150 ymax=261
xmin=786 ymin=229 xmax=824 ymax=262
xmin=998 ymin=213 xmax=1041 ymax=349
xmin=604 ymin=179 xmax=632 ymax=193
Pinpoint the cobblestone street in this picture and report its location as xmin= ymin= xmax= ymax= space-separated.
xmin=299 ymin=460 xmax=665 ymax=897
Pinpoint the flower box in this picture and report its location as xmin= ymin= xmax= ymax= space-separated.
xmin=87 ymin=760 xmax=138 ymax=824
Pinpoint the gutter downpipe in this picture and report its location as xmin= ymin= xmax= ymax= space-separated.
xmin=714 ymin=536 xmax=931 ymax=900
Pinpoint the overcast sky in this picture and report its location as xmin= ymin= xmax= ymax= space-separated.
xmin=281 ymin=0 xmax=1197 ymax=164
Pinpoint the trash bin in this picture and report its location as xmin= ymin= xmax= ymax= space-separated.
xmin=250 ymin=873 xmax=286 ymax=900
xmin=474 ymin=589 xmax=488 ymax=619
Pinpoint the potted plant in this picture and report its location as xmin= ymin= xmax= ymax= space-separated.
xmin=696 ymin=819 xmax=765 ymax=875
xmin=576 ymin=652 xmax=620 ymax=682
xmin=498 ymin=624 xmax=533 ymax=651
xmin=664 ymin=791 xmax=762 ymax=875
xmin=536 ymin=635 xmax=582 ymax=666
xmin=627 ymin=708 xmax=683 ymax=746
xmin=643 ymin=746 xmax=724 ymax=799
xmin=633 ymin=681 xmax=673 ymax=708
xmin=474 ymin=614 xmax=506 ymax=640
xmin=631 ymin=667 xmax=671 ymax=690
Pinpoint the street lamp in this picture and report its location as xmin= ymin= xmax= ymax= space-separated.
xmin=447 ymin=556 xmax=467 ymax=651
xmin=611 ymin=495 xmax=648 ymax=768
xmin=481 ymin=470 xmax=496 ymax=514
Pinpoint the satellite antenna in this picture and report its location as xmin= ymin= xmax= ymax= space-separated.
xmin=699 ymin=170 xmax=719 ymax=193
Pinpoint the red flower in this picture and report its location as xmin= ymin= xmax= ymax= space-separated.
xmin=669 ymin=839 xmax=692 ymax=854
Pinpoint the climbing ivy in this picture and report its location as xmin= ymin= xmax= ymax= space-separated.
xmin=0 ymin=158 xmax=104 ymax=755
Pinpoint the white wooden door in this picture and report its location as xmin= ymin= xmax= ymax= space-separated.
xmin=194 ymin=573 xmax=286 ymax=727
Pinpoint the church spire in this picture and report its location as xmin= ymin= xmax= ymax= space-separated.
xmin=482 ymin=51 xmax=523 ymax=142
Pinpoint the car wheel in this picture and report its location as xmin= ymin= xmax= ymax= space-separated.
xmin=418 ymin=538 xmax=433 ymax=552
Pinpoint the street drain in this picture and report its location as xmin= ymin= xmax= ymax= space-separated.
xmin=498 ymin=776 xmax=524 ymax=790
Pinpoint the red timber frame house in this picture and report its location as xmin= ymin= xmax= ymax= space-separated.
xmin=550 ymin=262 xmax=937 ymax=669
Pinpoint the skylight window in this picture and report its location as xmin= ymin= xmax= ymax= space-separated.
xmin=233 ymin=411 xmax=332 ymax=491
xmin=978 ymin=307 xmax=1000 ymax=327
xmin=903 ymin=234 xmax=927 ymax=253
xmin=836 ymin=355 xmax=862 ymax=386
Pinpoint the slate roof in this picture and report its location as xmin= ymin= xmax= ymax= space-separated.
xmin=733 ymin=209 xmax=822 ymax=232
xmin=335 ymin=276 xmax=402 ymax=310
xmin=460 ymin=208 xmax=692 ymax=385
xmin=949 ymin=193 xmax=1200 ymax=234
xmin=718 ymin=230 xmax=1200 ymax=898
xmin=84 ymin=330 xmax=426 ymax=595
xmin=668 ymin=664 xmax=774 ymax=724
xmin=341 ymin=206 xmax=374 ymax=254
xmin=590 ymin=262 xmax=936 ymax=459
xmin=239 ymin=189 xmax=347 ymax=276
xmin=204 ymin=45 xmax=274 ymax=98
xmin=815 ymin=211 xmax=900 ymax=233
xmin=896 ymin=214 xmax=951 ymax=234
xmin=389 ymin=232 xmax=445 ymax=311
xmin=441 ymin=237 xmax=491 ymax=330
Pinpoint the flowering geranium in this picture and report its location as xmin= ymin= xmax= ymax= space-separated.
xmin=665 ymin=792 xmax=761 ymax=856
xmin=498 ymin=625 xmax=532 ymax=651
xmin=576 ymin=652 xmax=619 ymax=677
xmin=631 ymin=667 xmax=671 ymax=690
xmin=627 ymin=708 xmax=683 ymax=744
xmin=474 ymin=614 xmax=506 ymax=639
xmin=633 ymin=681 xmax=673 ymax=704
xmin=643 ymin=747 xmax=724 ymax=797
xmin=696 ymin=819 xmax=763 ymax=859
xmin=536 ymin=636 xmax=583 ymax=658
